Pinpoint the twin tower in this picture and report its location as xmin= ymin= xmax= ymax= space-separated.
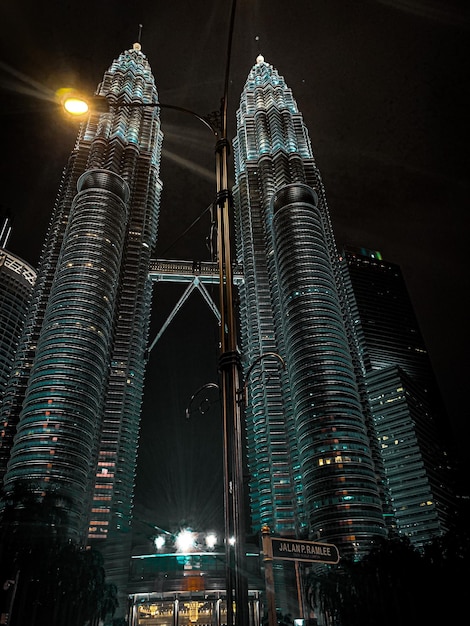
xmin=0 ymin=43 xmax=454 ymax=609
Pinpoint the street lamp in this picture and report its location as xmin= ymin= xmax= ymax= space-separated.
xmin=62 ymin=4 xmax=248 ymax=624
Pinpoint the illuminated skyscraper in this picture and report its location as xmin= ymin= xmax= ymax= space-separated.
xmin=0 ymin=220 xmax=36 ymax=410
xmin=340 ymin=246 xmax=457 ymax=547
xmin=0 ymin=248 xmax=36 ymax=473
xmin=0 ymin=43 xmax=163 ymax=606
xmin=233 ymin=57 xmax=386 ymax=563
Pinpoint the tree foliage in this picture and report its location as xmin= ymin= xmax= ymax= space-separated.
xmin=1 ymin=540 xmax=118 ymax=626
xmin=0 ymin=485 xmax=119 ymax=626
xmin=307 ymin=531 xmax=468 ymax=626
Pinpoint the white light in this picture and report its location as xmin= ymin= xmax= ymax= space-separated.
xmin=205 ymin=533 xmax=217 ymax=549
xmin=228 ymin=536 xmax=236 ymax=546
xmin=154 ymin=535 xmax=165 ymax=550
xmin=175 ymin=529 xmax=195 ymax=552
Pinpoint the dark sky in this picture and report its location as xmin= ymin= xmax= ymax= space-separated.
xmin=1 ymin=1 xmax=468 ymax=540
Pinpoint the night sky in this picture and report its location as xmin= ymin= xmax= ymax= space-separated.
xmin=1 ymin=1 xmax=468 ymax=542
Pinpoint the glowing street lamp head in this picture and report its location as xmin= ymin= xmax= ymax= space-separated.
xmin=56 ymin=88 xmax=91 ymax=116
xmin=58 ymin=90 xmax=111 ymax=116
xmin=63 ymin=97 xmax=89 ymax=115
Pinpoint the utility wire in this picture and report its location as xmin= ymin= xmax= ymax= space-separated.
xmin=158 ymin=203 xmax=215 ymax=258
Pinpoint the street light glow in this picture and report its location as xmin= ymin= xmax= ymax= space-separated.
xmin=154 ymin=535 xmax=165 ymax=550
xmin=63 ymin=97 xmax=89 ymax=115
xmin=175 ymin=529 xmax=195 ymax=552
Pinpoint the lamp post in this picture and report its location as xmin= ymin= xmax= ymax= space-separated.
xmin=63 ymin=3 xmax=249 ymax=624
xmin=213 ymin=2 xmax=250 ymax=624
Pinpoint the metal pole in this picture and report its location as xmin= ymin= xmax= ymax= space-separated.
xmin=215 ymin=598 xmax=222 ymax=626
xmin=173 ymin=598 xmax=179 ymax=626
xmin=295 ymin=560 xmax=303 ymax=619
xmin=215 ymin=1 xmax=249 ymax=624
xmin=216 ymin=114 xmax=248 ymax=626
xmin=261 ymin=526 xmax=278 ymax=626
xmin=215 ymin=125 xmax=234 ymax=626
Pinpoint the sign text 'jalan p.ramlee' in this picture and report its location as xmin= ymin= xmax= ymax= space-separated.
xmin=270 ymin=537 xmax=340 ymax=564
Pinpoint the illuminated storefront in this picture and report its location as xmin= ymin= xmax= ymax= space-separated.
xmin=128 ymin=549 xmax=263 ymax=625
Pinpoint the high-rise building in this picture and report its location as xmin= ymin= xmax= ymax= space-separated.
xmin=340 ymin=246 xmax=457 ymax=546
xmin=233 ymin=56 xmax=386 ymax=569
xmin=0 ymin=249 xmax=36 ymax=472
xmin=0 ymin=220 xmax=36 ymax=407
xmin=0 ymin=43 xmax=163 ymax=611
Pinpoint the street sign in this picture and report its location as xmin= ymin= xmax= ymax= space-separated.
xmin=270 ymin=537 xmax=339 ymax=564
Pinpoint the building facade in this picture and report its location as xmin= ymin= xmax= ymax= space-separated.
xmin=233 ymin=57 xmax=386 ymax=565
xmin=340 ymin=246 xmax=457 ymax=546
xmin=0 ymin=247 xmax=36 ymax=474
xmin=0 ymin=43 xmax=163 ymax=612
xmin=0 ymin=238 xmax=36 ymax=413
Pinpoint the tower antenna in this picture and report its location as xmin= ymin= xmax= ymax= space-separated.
xmin=137 ymin=23 xmax=143 ymax=44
